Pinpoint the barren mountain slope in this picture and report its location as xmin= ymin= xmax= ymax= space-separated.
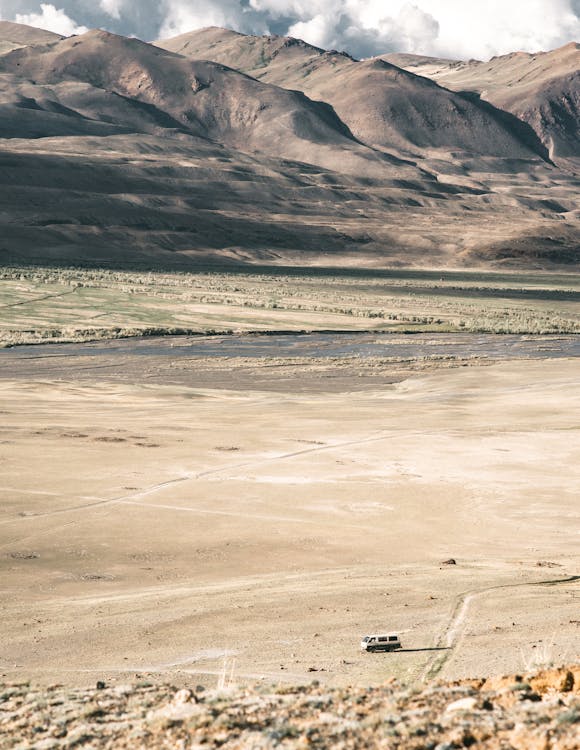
xmin=383 ymin=44 xmax=580 ymax=164
xmin=157 ymin=27 xmax=549 ymax=161
xmin=158 ymin=25 xmax=328 ymax=76
xmin=273 ymin=56 xmax=546 ymax=158
xmin=2 ymin=130 xmax=578 ymax=269
xmin=0 ymin=23 xmax=577 ymax=269
xmin=0 ymin=19 xmax=62 ymax=54
xmin=0 ymin=131 xmax=446 ymax=268
xmin=0 ymin=29 xmax=410 ymax=179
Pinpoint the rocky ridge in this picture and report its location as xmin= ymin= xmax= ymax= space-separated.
xmin=0 ymin=20 xmax=61 ymax=54
xmin=1 ymin=666 xmax=580 ymax=749
xmin=382 ymin=44 xmax=580 ymax=166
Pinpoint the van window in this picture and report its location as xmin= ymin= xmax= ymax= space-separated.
xmin=389 ymin=636 xmax=398 ymax=642
xmin=378 ymin=637 xmax=387 ymax=642
xmin=362 ymin=637 xmax=369 ymax=642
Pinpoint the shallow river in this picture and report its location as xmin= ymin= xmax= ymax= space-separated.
xmin=2 ymin=332 xmax=580 ymax=363
xmin=2 ymin=331 xmax=579 ymax=391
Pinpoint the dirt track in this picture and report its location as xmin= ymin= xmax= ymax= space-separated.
xmin=423 ymin=575 xmax=580 ymax=683
xmin=0 ymin=348 xmax=579 ymax=688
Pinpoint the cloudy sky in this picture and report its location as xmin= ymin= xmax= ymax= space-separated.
xmin=1 ymin=0 xmax=579 ymax=59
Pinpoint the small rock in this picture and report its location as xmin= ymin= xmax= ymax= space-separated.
xmin=31 ymin=739 xmax=58 ymax=750
xmin=441 ymin=558 xmax=457 ymax=565
xmin=445 ymin=696 xmax=478 ymax=712
xmin=95 ymin=681 xmax=106 ymax=690
xmin=191 ymin=77 xmax=207 ymax=93
xmin=520 ymin=691 xmax=542 ymax=702
xmin=114 ymin=685 xmax=134 ymax=696
xmin=509 ymin=726 xmax=551 ymax=750
xmin=173 ymin=689 xmax=193 ymax=704
xmin=9 ymin=551 xmax=39 ymax=560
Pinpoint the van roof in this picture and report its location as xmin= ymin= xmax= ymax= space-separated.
xmin=363 ymin=633 xmax=399 ymax=638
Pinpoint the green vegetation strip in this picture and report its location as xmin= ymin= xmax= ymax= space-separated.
xmin=1 ymin=266 xmax=579 ymax=346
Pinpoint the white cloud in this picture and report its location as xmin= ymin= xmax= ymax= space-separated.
xmin=99 ymin=0 xmax=122 ymax=20
xmin=287 ymin=14 xmax=333 ymax=49
xmin=249 ymin=0 xmax=333 ymax=20
xmin=394 ymin=4 xmax=439 ymax=49
xmin=403 ymin=0 xmax=580 ymax=59
xmin=284 ymin=0 xmax=580 ymax=59
xmin=288 ymin=2 xmax=440 ymax=57
xmin=14 ymin=2 xmax=88 ymax=35
xmin=3 ymin=0 xmax=579 ymax=57
xmin=158 ymin=0 xmax=267 ymax=39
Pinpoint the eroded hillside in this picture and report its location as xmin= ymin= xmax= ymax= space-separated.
xmin=383 ymin=43 xmax=580 ymax=166
xmin=0 ymin=24 xmax=577 ymax=269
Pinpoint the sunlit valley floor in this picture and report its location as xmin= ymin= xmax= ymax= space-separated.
xmin=1 ymin=341 xmax=579 ymax=688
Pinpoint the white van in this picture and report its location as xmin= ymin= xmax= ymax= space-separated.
xmin=360 ymin=633 xmax=402 ymax=652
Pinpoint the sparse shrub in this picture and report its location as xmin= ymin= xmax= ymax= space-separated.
xmin=556 ymin=708 xmax=580 ymax=725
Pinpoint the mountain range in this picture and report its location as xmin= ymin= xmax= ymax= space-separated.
xmin=0 ymin=21 xmax=578 ymax=269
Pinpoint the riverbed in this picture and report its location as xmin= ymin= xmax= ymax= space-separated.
xmin=1 ymin=332 xmax=579 ymax=391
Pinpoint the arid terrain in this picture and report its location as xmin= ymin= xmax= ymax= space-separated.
xmin=2 ymin=665 xmax=580 ymax=749
xmin=0 ymin=19 xmax=579 ymax=747
xmin=383 ymin=43 xmax=580 ymax=167
xmin=1 ymin=310 xmax=579 ymax=689
xmin=1 ymin=266 xmax=580 ymax=690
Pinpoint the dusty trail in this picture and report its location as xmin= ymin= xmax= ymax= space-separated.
xmin=0 ymin=288 xmax=77 ymax=309
xmin=0 ymin=477 xmax=191 ymax=528
xmin=120 ymin=499 xmax=369 ymax=529
xmin=0 ymin=477 xmax=192 ymax=552
xmin=0 ymin=428 xmax=394 ymax=550
xmin=10 ymin=566 xmax=358 ymax=608
xmin=421 ymin=575 xmax=580 ymax=682
xmin=192 ymin=430 xmax=393 ymax=480
xmin=3 ymin=428 xmax=391 ymax=524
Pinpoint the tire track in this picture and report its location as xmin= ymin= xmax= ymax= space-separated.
xmin=0 ymin=476 xmax=191 ymax=525
xmin=193 ymin=430 xmax=395 ymax=480
xmin=421 ymin=574 xmax=580 ymax=683
xmin=1 ymin=432 xmax=388 ymax=549
xmin=3 ymin=428 xmax=391 ymax=530
xmin=120 ymin=499 xmax=368 ymax=529
xmin=0 ymin=477 xmax=191 ymax=552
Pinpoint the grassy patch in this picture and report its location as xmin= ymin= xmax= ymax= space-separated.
xmin=0 ymin=265 xmax=579 ymax=346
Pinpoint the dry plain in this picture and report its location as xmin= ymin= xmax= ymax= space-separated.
xmin=0 ymin=19 xmax=579 ymax=706
xmin=1 ymin=324 xmax=579 ymax=690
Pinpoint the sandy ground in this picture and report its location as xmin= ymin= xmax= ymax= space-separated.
xmin=0 ymin=355 xmax=579 ymax=689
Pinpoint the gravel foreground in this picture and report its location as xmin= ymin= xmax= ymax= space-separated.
xmin=1 ymin=667 xmax=579 ymax=749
